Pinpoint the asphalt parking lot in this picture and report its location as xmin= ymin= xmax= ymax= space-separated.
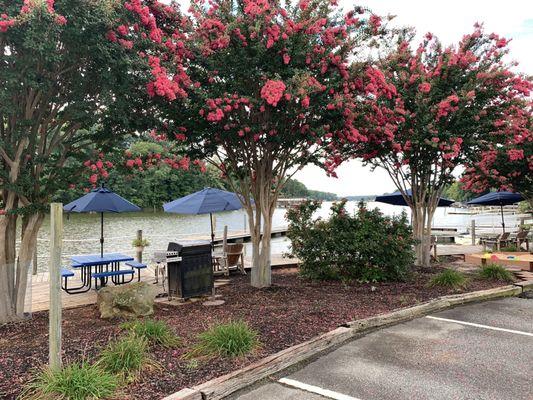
xmin=235 ymin=297 xmax=533 ymax=400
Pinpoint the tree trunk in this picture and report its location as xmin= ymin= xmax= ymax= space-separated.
xmin=0 ymin=189 xmax=19 ymax=321
xmin=247 ymin=181 xmax=278 ymax=288
xmin=0 ymin=206 xmax=44 ymax=321
xmin=411 ymin=206 xmax=426 ymax=267
xmin=0 ymin=214 xmax=18 ymax=321
xmin=254 ymin=207 xmax=273 ymax=288
xmin=410 ymin=198 xmax=438 ymax=267
xmin=411 ymin=204 xmax=432 ymax=267
xmin=15 ymin=212 xmax=44 ymax=315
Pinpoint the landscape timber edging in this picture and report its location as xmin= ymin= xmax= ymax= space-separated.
xmin=162 ymin=284 xmax=526 ymax=400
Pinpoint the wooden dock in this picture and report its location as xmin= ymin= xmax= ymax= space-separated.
xmin=151 ymin=227 xmax=289 ymax=248
xmin=436 ymin=244 xmax=482 ymax=256
xmin=212 ymin=227 xmax=288 ymax=245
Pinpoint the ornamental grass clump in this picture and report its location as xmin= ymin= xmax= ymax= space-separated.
xmin=121 ymin=319 xmax=181 ymax=348
xmin=190 ymin=321 xmax=260 ymax=358
xmin=97 ymin=334 xmax=152 ymax=381
xmin=478 ymin=263 xmax=515 ymax=282
xmin=21 ymin=362 xmax=117 ymax=400
xmin=428 ymin=269 xmax=467 ymax=290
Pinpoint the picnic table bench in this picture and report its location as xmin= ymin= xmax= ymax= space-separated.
xmin=61 ymin=253 xmax=136 ymax=293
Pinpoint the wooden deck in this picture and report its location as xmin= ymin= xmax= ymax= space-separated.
xmin=436 ymin=244 xmax=483 ymax=256
xmin=27 ymin=255 xmax=299 ymax=314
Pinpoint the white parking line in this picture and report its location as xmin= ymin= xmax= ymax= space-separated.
xmin=278 ymin=377 xmax=362 ymax=400
xmin=426 ymin=316 xmax=533 ymax=337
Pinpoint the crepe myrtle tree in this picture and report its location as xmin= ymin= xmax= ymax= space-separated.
xmin=461 ymin=106 xmax=533 ymax=209
xmin=133 ymin=0 xmax=388 ymax=287
xmin=0 ymin=0 xmax=160 ymax=320
xmin=343 ymin=26 xmax=532 ymax=267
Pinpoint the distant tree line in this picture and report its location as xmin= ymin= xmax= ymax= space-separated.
xmin=441 ymin=181 xmax=477 ymax=203
xmin=279 ymin=179 xmax=338 ymax=201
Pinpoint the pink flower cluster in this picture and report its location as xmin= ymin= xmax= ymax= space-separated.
xmin=369 ymin=14 xmax=381 ymax=33
xmin=507 ymin=149 xmax=524 ymax=161
xmin=244 ymin=0 xmax=270 ymax=17
xmin=266 ymin=24 xmax=281 ymax=49
xmin=436 ymin=94 xmax=459 ymax=119
xmin=418 ymin=82 xmax=431 ymax=93
xmin=146 ymin=56 xmax=187 ymax=101
xmin=200 ymin=95 xmax=251 ymax=123
xmin=83 ymin=154 xmax=113 ymax=184
xmin=366 ymin=67 xmax=397 ymax=99
xmin=261 ymin=80 xmax=286 ymax=106
xmin=0 ymin=14 xmax=15 ymax=32
xmin=199 ymin=19 xmax=230 ymax=52
xmin=6 ymin=0 xmax=68 ymax=28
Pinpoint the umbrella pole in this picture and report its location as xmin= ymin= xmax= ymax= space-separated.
xmin=209 ymin=212 xmax=215 ymax=248
xmin=100 ymin=212 xmax=104 ymax=257
xmin=500 ymin=203 xmax=505 ymax=233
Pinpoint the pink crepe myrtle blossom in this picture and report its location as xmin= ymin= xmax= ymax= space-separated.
xmin=418 ymin=82 xmax=431 ymax=93
xmin=260 ymin=80 xmax=286 ymax=106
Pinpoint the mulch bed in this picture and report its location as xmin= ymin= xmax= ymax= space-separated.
xmin=0 ymin=265 xmax=513 ymax=400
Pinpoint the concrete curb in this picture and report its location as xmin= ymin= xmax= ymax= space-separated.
xmin=162 ymin=284 xmax=527 ymax=400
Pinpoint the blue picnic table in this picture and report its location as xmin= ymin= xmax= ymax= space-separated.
xmin=61 ymin=253 xmax=135 ymax=294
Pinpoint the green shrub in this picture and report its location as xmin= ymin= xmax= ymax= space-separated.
xmin=21 ymin=363 xmax=117 ymax=400
xmin=499 ymin=245 xmax=521 ymax=252
xmin=97 ymin=334 xmax=150 ymax=381
xmin=121 ymin=319 xmax=181 ymax=348
xmin=286 ymin=200 xmax=416 ymax=282
xmin=478 ymin=263 xmax=515 ymax=282
xmin=190 ymin=321 xmax=259 ymax=358
xmin=428 ymin=269 xmax=467 ymax=290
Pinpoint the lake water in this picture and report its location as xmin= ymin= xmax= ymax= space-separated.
xmin=30 ymin=201 xmax=524 ymax=272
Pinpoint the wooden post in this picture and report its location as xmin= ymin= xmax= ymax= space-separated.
xmin=471 ymin=220 xmax=476 ymax=245
xmin=211 ymin=214 xmax=217 ymax=238
xmin=49 ymin=203 xmax=63 ymax=370
xmin=32 ymin=247 xmax=38 ymax=275
xmin=223 ymin=225 xmax=229 ymax=276
xmin=136 ymin=230 xmax=143 ymax=262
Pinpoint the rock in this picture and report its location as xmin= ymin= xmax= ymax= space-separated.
xmin=97 ymin=282 xmax=158 ymax=319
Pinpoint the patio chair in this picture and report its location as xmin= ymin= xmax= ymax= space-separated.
xmin=212 ymin=228 xmax=246 ymax=276
xmin=224 ymin=243 xmax=246 ymax=275
xmin=152 ymin=250 xmax=167 ymax=291
xmin=511 ymin=228 xmax=530 ymax=251
xmin=480 ymin=232 xmax=511 ymax=251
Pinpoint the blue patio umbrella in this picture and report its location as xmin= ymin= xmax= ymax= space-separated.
xmin=64 ymin=184 xmax=141 ymax=256
xmin=467 ymin=191 xmax=524 ymax=233
xmin=375 ymin=189 xmax=455 ymax=207
xmin=163 ymin=187 xmax=244 ymax=245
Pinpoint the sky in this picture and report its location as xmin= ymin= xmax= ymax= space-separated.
xmin=292 ymin=0 xmax=533 ymax=196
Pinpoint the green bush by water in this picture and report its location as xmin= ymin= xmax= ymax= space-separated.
xmin=97 ymin=334 xmax=150 ymax=381
xmin=478 ymin=263 xmax=515 ymax=282
xmin=21 ymin=362 xmax=117 ymax=400
xmin=121 ymin=319 xmax=181 ymax=348
xmin=499 ymin=245 xmax=522 ymax=252
xmin=286 ymin=200 xmax=416 ymax=282
xmin=190 ymin=321 xmax=259 ymax=358
xmin=428 ymin=269 xmax=467 ymax=290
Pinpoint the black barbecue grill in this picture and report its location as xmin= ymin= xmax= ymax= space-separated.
xmin=166 ymin=240 xmax=213 ymax=299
